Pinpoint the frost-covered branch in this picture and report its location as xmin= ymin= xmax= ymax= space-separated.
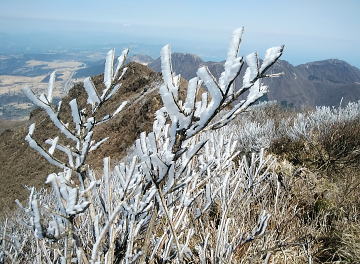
xmin=8 ymin=28 xmax=284 ymax=263
xmin=158 ymin=27 xmax=283 ymax=142
xmin=18 ymin=48 xmax=131 ymax=263
xmin=22 ymin=49 xmax=129 ymax=172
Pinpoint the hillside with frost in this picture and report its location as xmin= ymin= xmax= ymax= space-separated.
xmin=1 ymin=27 xmax=360 ymax=263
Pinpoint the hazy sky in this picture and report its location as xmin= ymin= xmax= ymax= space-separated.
xmin=1 ymin=0 xmax=359 ymax=66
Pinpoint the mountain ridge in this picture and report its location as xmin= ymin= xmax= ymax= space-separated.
xmin=73 ymin=51 xmax=360 ymax=107
xmin=148 ymin=55 xmax=360 ymax=107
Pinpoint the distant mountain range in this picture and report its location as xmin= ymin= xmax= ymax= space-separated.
xmin=149 ymin=54 xmax=360 ymax=107
xmin=2 ymin=50 xmax=360 ymax=110
xmin=74 ymin=52 xmax=360 ymax=107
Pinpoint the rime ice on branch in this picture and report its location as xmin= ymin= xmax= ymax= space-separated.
xmin=22 ymin=48 xmax=129 ymax=172
xmin=159 ymin=27 xmax=283 ymax=143
xmin=19 ymin=48 xmax=130 ymax=262
xmin=133 ymin=27 xmax=284 ymax=262
xmin=13 ymin=27 xmax=284 ymax=263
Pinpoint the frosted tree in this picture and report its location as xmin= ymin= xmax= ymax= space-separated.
xmin=6 ymin=27 xmax=284 ymax=263
xmin=18 ymin=48 xmax=130 ymax=263
xmin=132 ymin=27 xmax=284 ymax=262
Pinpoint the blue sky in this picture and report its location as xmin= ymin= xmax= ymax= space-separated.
xmin=1 ymin=0 xmax=360 ymax=66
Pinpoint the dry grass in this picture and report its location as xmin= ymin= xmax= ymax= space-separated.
xmin=0 ymin=119 xmax=27 ymax=133
xmin=270 ymin=117 xmax=360 ymax=175
xmin=2 ymin=91 xmax=360 ymax=262
xmin=268 ymin=112 xmax=360 ymax=263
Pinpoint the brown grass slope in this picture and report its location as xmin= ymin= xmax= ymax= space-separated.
xmin=0 ymin=119 xmax=27 ymax=133
xmin=268 ymin=112 xmax=360 ymax=262
xmin=0 ymin=62 xmax=163 ymax=212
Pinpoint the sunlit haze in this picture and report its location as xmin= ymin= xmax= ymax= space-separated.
xmin=1 ymin=0 xmax=359 ymax=66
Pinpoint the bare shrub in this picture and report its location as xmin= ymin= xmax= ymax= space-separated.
xmin=0 ymin=28 xmax=285 ymax=263
xmin=271 ymin=114 xmax=360 ymax=174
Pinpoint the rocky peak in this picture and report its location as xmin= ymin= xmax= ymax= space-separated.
xmin=296 ymin=59 xmax=360 ymax=84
